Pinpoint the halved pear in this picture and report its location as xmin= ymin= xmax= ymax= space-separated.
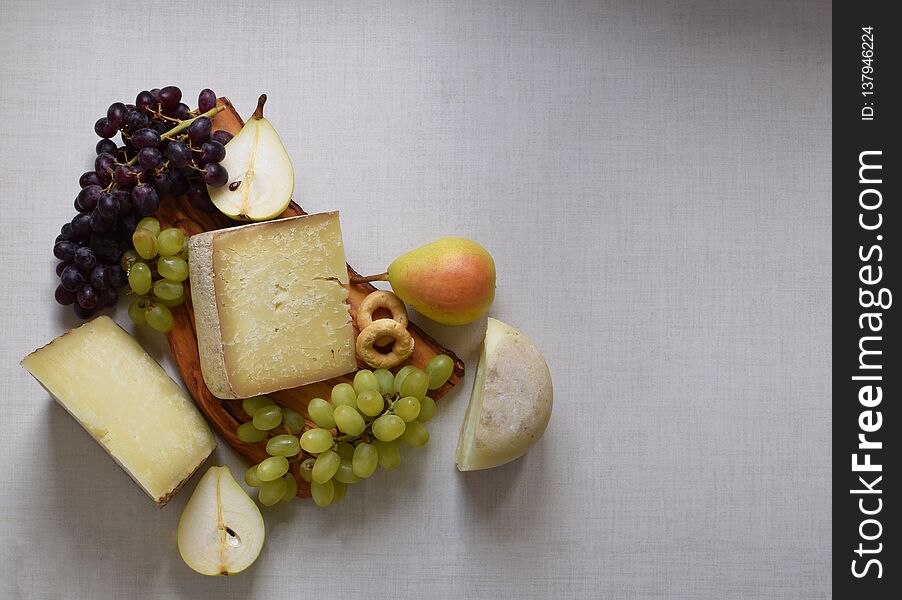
xmin=208 ymin=94 xmax=294 ymax=221
xmin=178 ymin=466 xmax=265 ymax=576
xmin=455 ymin=318 xmax=553 ymax=471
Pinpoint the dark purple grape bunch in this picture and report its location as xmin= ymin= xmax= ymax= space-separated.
xmin=58 ymin=86 xmax=232 ymax=319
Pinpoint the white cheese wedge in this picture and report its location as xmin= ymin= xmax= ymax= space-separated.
xmin=189 ymin=212 xmax=356 ymax=399
xmin=21 ymin=316 xmax=216 ymax=506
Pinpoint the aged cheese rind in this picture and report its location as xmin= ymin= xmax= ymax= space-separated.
xmin=21 ymin=317 xmax=216 ymax=506
xmin=189 ymin=212 xmax=356 ymax=399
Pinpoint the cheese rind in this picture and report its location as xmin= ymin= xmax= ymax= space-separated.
xmin=21 ymin=317 xmax=216 ymax=506
xmin=189 ymin=212 xmax=356 ymax=399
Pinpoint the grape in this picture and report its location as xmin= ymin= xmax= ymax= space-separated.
xmin=60 ymin=265 xmax=86 ymax=291
xmin=128 ymin=298 xmax=147 ymax=325
xmin=126 ymin=110 xmax=149 ymax=131
xmin=211 ymin=130 xmax=233 ymax=145
xmin=242 ymin=395 xmax=274 ymax=417
xmin=187 ymin=185 xmax=216 ymax=212
xmin=373 ymin=440 xmax=401 ymax=470
xmin=149 ymin=171 xmax=172 ymax=196
xmin=89 ymin=234 xmax=120 ymax=263
xmin=131 ymin=128 xmax=160 ymax=149
xmin=281 ymin=473 xmax=297 ymax=503
xmin=202 ymin=162 xmax=229 ymax=187
xmin=149 ymin=88 xmax=160 ymax=102
xmin=70 ymin=214 xmax=93 ymax=241
xmin=55 ymin=285 xmax=77 ymax=306
xmin=170 ymin=173 xmax=190 ymax=197
xmin=352 ymin=443 xmax=378 ymax=478
xmin=120 ymin=249 xmax=141 ymax=273
xmin=132 ymin=229 xmax=157 ymax=260
xmin=398 ymin=419 xmax=429 ymax=447
xmin=188 ymin=116 xmax=212 ymax=143
xmin=107 ymin=102 xmax=128 ymax=129
xmin=78 ymin=185 xmax=102 ymax=212
xmin=199 ymin=141 xmax=225 ymax=164
xmin=394 ymin=396 xmax=421 ymax=422
xmin=393 ymin=365 xmax=418 ymax=394
xmin=353 ymin=369 xmax=380 ymax=394
xmin=127 ymin=262 xmax=152 ymax=294
xmin=355 ymin=390 xmax=384 ymax=417
xmin=89 ymin=264 xmax=109 ymax=290
xmin=108 ymin=264 xmax=128 ymax=288
xmin=95 ymin=153 xmax=115 ymax=179
xmin=266 ymin=434 xmax=301 ymax=457
xmin=145 ymin=304 xmax=174 ymax=332
xmin=330 ymin=383 xmax=356 ymax=408
xmin=94 ymin=117 xmax=117 ymax=138
xmin=60 ymin=223 xmax=76 ymax=240
xmin=307 ymin=398 xmax=335 ymax=429
xmin=113 ymin=164 xmax=140 ymax=188
xmin=282 ymin=408 xmax=304 ymax=435
xmin=56 ymin=260 xmax=71 ymax=277
xmin=135 ymin=90 xmax=156 ymax=113
xmin=98 ymin=287 xmax=118 ymax=308
xmin=253 ymin=405 xmax=283 ymax=430
xmin=237 ymin=421 xmax=267 ymax=443
xmin=258 ymin=477 xmax=287 ymax=506
xmin=89 ymin=210 xmax=114 ymax=232
xmin=244 ymin=465 xmax=263 ymax=487
xmin=164 ymin=141 xmax=190 ymax=169
xmin=418 ymin=396 xmax=436 ymax=422
xmin=332 ymin=480 xmax=348 ymax=504
xmin=171 ymin=102 xmax=192 ymax=120
xmin=177 ymin=239 xmax=189 ymax=260
xmin=374 ymin=369 xmax=394 ymax=395
xmin=198 ymin=89 xmax=217 ymax=112
xmin=298 ymin=458 xmax=316 ymax=483
xmin=333 ymin=405 xmax=365 ymax=436
xmin=156 ymin=228 xmax=184 ymax=256
xmin=73 ymin=304 xmax=96 ymax=319
xmin=299 ymin=428 xmax=333 ymax=454
xmin=312 ymin=450 xmax=340 ymax=483
xmin=158 ymin=86 xmax=182 ymax=110
xmin=137 ymin=147 xmax=163 ymax=169
xmin=79 ymin=171 xmax=101 ymax=188
xmin=399 ymin=369 xmax=429 ymax=399
xmin=153 ymin=279 xmax=183 ymax=301
xmin=77 ymin=285 xmax=97 ymax=310
xmin=372 ymin=414 xmax=405 ymax=442
xmin=426 ymin=354 xmax=454 ymax=389
xmin=115 ymin=191 xmax=134 ymax=218
xmin=136 ymin=217 xmax=160 ymax=236
xmin=53 ymin=240 xmax=78 ymax=261
xmin=157 ymin=256 xmax=188 ymax=281
xmin=131 ymin=184 xmax=159 ymax=216
xmin=96 ymin=139 xmax=117 ymax=156
xmin=336 ymin=442 xmax=355 ymax=461
xmin=257 ymin=456 xmax=289 ymax=482
xmin=334 ymin=460 xmax=360 ymax=484
xmin=152 ymin=120 xmax=173 ymax=135
xmin=97 ymin=193 xmax=120 ymax=218
xmin=310 ymin=480 xmax=334 ymax=507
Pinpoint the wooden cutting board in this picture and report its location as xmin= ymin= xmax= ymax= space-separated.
xmin=157 ymin=98 xmax=464 ymax=498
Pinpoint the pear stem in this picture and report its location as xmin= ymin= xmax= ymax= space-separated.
xmin=126 ymin=104 xmax=225 ymax=165
xmin=252 ymin=94 xmax=267 ymax=119
xmin=350 ymin=272 xmax=388 ymax=284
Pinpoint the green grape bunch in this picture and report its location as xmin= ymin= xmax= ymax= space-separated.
xmin=124 ymin=216 xmax=190 ymax=332
xmin=239 ymin=354 xmax=453 ymax=507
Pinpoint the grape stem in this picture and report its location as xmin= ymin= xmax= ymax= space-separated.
xmin=126 ymin=104 xmax=225 ymax=165
xmin=350 ymin=272 xmax=388 ymax=284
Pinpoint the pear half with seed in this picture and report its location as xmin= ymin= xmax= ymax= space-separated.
xmin=456 ymin=318 xmax=553 ymax=471
xmin=178 ymin=466 xmax=265 ymax=576
xmin=209 ymin=94 xmax=294 ymax=221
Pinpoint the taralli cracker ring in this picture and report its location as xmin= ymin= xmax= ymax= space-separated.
xmin=358 ymin=290 xmax=409 ymax=346
xmin=356 ymin=319 xmax=415 ymax=369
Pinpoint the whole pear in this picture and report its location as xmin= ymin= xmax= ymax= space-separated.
xmin=366 ymin=238 xmax=495 ymax=325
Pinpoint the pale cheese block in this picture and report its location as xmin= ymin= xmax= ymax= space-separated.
xmin=21 ymin=316 xmax=216 ymax=506
xmin=189 ymin=212 xmax=356 ymax=399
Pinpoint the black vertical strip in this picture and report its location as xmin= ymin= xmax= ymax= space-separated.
xmin=833 ymin=2 xmax=898 ymax=596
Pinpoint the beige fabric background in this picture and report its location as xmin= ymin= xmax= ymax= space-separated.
xmin=0 ymin=1 xmax=831 ymax=598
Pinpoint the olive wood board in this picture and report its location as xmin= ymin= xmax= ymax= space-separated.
xmin=157 ymin=97 xmax=464 ymax=498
